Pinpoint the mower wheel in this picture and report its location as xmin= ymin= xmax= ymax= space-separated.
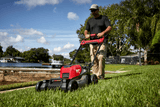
xmin=35 ymin=81 xmax=43 ymax=91
xmin=91 ymin=74 xmax=98 ymax=84
xmin=68 ymin=80 xmax=78 ymax=91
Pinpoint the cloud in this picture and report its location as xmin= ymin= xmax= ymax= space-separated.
xmin=53 ymin=42 xmax=75 ymax=53
xmin=61 ymin=53 xmax=70 ymax=59
xmin=9 ymin=35 xmax=24 ymax=43
xmin=16 ymin=28 xmax=43 ymax=36
xmin=0 ymin=32 xmax=8 ymax=36
xmin=0 ymin=32 xmax=24 ymax=51
xmin=53 ymin=7 xmax=56 ymax=13
xmin=67 ymin=12 xmax=79 ymax=20
xmin=63 ymin=42 xmax=74 ymax=49
xmin=15 ymin=0 xmax=62 ymax=9
xmin=72 ymin=0 xmax=92 ymax=4
xmin=53 ymin=47 xmax=62 ymax=53
xmin=37 ymin=36 xmax=49 ymax=44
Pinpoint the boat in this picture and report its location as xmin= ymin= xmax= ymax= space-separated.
xmin=51 ymin=59 xmax=64 ymax=68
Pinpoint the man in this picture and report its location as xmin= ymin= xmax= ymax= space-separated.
xmin=84 ymin=4 xmax=112 ymax=79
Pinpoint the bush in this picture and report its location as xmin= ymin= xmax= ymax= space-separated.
xmin=154 ymin=61 xmax=159 ymax=65
xmin=147 ymin=60 xmax=154 ymax=65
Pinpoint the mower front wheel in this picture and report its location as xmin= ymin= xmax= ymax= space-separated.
xmin=35 ymin=81 xmax=43 ymax=91
xmin=68 ymin=80 xmax=78 ymax=91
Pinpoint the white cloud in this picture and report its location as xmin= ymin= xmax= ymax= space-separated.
xmin=15 ymin=0 xmax=62 ymax=9
xmin=0 ymin=32 xmax=24 ymax=51
xmin=9 ymin=35 xmax=24 ymax=43
xmin=53 ymin=47 xmax=62 ymax=53
xmin=61 ymin=53 xmax=70 ymax=59
xmin=0 ymin=32 xmax=8 ymax=36
xmin=53 ymin=7 xmax=56 ymax=13
xmin=63 ymin=42 xmax=74 ymax=49
xmin=16 ymin=28 xmax=43 ymax=36
xmin=48 ymin=49 xmax=53 ymax=55
xmin=37 ymin=36 xmax=49 ymax=44
xmin=72 ymin=0 xmax=92 ymax=4
xmin=53 ymin=42 xmax=75 ymax=53
xmin=67 ymin=12 xmax=79 ymax=20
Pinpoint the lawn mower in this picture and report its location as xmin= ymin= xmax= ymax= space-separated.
xmin=35 ymin=34 xmax=106 ymax=92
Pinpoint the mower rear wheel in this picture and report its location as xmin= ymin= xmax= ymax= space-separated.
xmin=91 ymin=74 xmax=98 ymax=84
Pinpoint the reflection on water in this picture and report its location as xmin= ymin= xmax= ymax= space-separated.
xmin=0 ymin=63 xmax=52 ymax=68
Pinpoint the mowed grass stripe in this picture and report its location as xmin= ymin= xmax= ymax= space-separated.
xmin=0 ymin=65 xmax=160 ymax=107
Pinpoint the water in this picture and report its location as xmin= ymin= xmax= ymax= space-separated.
xmin=0 ymin=63 xmax=52 ymax=68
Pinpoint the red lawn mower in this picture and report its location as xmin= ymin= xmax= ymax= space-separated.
xmin=35 ymin=34 xmax=106 ymax=92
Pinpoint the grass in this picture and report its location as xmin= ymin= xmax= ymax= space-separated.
xmin=0 ymin=64 xmax=127 ymax=91
xmin=0 ymin=81 xmax=39 ymax=91
xmin=104 ymin=64 xmax=132 ymax=71
xmin=0 ymin=65 xmax=160 ymax=107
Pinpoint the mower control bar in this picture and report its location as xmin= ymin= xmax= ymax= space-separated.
xmin=70 ymin=34 xmax=106 ymax=65
xmin=80 ymin=34 xmax=104 ymax=46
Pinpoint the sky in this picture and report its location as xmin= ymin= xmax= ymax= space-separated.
xmin=0 ymin=0 xmax=122 ymax=59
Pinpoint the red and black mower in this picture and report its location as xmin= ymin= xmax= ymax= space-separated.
xmin=35 ymin=34 xmax=106 ymax=92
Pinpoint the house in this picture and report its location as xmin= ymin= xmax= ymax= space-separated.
xmin=14 ymin=57 xmax=25 ymax=63
xmin=0 ymin=55 xmax=24 ymax=63
xmin=105 ymin=53 xmax=144 ymax=65
xmin=120 ymin=53 xmax=144 ymax=64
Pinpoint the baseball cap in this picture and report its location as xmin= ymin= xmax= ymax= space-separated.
xmin=89 ymin=4 xmax=99 ymax=10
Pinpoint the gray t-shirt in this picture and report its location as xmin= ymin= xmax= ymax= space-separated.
xmin=85 ymin=15 xmax=111 ymax=34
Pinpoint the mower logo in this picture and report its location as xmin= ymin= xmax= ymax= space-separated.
xmin=76 ymin=69 xmax=80 ymax=73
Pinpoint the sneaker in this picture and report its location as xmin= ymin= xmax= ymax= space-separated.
xmin=98 ymin=76 xmax=104 ymax=80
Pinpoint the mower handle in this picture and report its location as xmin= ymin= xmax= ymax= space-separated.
xmin=80 ymin=35 xmax=105 ymax=46
xmin=90 ymin=34 xmax=97 ymax=37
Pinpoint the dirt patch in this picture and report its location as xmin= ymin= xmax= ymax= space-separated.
xmin=0 ymin=72 xmax=60 ymax=86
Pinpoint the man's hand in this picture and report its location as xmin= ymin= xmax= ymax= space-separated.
xmin=97 ymin=32 xmax=104 ymax=38
xmin=85 ymin=34 xmax=90 ymax=39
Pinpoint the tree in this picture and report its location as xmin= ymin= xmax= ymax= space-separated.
xmin=0 ymin=44 xmax=3 ymax=57
xmin=152 ymin=30 xmax=160 ymax=46
xmin=22 ymin=47 xmax=50 ymax=63
xmin=69 ymin=48 xmax=89 ymax=63
xmin=35 ymin=47 xmax=50 ymax=62
xmin=148 ymin=43 xmax=160 ymax=62
xmin=117 ymin=0 xmax=160 ymax=65
xmin=3 ymin=45 xmax=22 ymax=57
xmin=52 ymin=54 xmax=64 ymax=61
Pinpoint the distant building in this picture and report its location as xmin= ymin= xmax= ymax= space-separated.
xmin=120 ymin=53 xmax=144 ymax=64
xmin=105 ymin=53 xmax=144 ymax=65
xmin=0 ymin=55 xmax=24 ymax=63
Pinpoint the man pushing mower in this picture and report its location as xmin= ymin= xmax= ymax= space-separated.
xmin=84 ymin=4 xmax=112 ymax=79
xmin=35 ymin=4 xmax=112 ymax=92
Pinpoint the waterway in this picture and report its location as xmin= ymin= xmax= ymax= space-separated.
xmin=0 ymin=63 xmax=52 ymax=68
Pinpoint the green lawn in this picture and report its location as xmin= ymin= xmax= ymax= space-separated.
xmin=0 ymin=65 xmax=160 ymax=107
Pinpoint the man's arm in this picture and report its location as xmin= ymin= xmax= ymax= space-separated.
xmin=84 ymin=30 xmax=90 ymax=39
xmin=97 ymin=26 xmax=112 ymax=38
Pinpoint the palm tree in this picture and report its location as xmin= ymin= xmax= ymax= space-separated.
xmin=117 ymin=0 xmax=160 ymax=65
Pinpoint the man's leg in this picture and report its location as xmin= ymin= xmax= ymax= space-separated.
xmin=90 ymin=44 xmax=98 ymax=76
xmin=97 ymin=43 xmax=106 ymax=78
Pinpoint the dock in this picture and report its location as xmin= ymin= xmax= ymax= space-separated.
xmin=0 ymin=67 xmax=60 ymax=74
